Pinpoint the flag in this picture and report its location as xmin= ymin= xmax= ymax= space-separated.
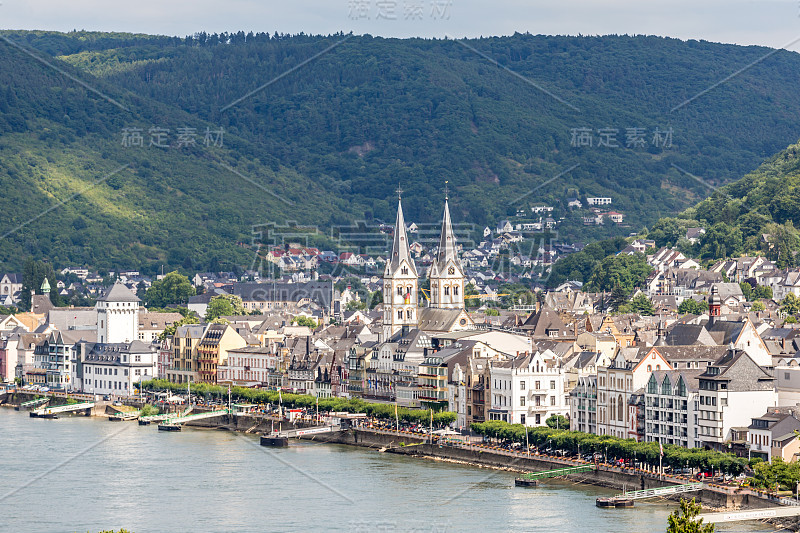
xmin=659 ymin=442 xmax=664 ymax=457
xmin=394 ymin=403 xmax=398 ymax=418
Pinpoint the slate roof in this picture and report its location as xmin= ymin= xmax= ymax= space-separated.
xmin=232 ymin=281 xmax=333 ymax=309
xmin=97 ymin=282 xmax=140 ymax=303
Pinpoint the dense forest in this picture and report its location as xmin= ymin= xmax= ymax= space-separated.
xmin=648 ymin=139 xmax=800 ymax=267
xmin=3 ymin=30 xmax=800 ymax=273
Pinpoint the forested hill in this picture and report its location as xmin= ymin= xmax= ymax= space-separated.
xmin=3 ymin=30 xmax=800 ymax=274
xmin=648 ymin=139 xmax=800 ymax=266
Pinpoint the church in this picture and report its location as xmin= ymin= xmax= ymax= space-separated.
xmin=381 ymin=192 xmax=472 ymax=342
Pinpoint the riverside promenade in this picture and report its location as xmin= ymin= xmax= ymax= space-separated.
xmin=300 ymin=424 xmax=798 ymax=516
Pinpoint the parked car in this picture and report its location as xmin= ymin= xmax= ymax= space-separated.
xmin=696 ymin=471 xmax=713 ymax=480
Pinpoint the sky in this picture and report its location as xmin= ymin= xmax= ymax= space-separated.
xmin=3 ymin=0 xmax=800 ymax=50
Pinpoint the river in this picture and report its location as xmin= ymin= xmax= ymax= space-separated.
xmin=0 ymin=409 xmax=773 ymax=532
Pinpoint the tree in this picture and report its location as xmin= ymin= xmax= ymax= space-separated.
xmin=781 ymin=293 xmax=800 ymax=316
xmin=739 ymin=282 xmax=753 ymax=301
xmin=546 ymin=414 xmax=570 ymax=430
xmin=205 ymin=294 xmax=245 ymax=320
xmin=20 ymin=258 xmax=61 ymax=310
xmin=145 ymin=271 xmax=195 ymax=308
xmin=465 ymin=283 xmax=480 ymax=309
xmin=666 ymin=498 xmax=714 ymax=533
xmin=608 ymin=284 xmax=630 ymax=312
xmin=159 ymin=314 xmax=200 ymax=340
xmin=678 ymin=299 xmax=709 ymax=315
xmin=751 ymin=301 xmax=766 ymax=312
xmin=627 ymin=293 xmax=656 ymax=316
xmin=586 ymin=253 xmax=653 ymax=294
xmin=753 ymin=285 xmax=773 ymax=300
xmin=292 ymin=315 xmax=319 ymax=328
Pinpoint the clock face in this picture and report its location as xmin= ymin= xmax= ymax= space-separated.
xmin=448 ymin=266 xmax=455 ymax=275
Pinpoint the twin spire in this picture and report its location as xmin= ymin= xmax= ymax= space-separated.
xmin=386 ymin=194 xmax=416 ymax=276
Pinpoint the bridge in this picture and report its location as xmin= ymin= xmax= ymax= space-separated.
xmin=32 ymin=402 xmax=95 ymax=417
xmin=516 ymin=464 xmax=597 ymax=483
xmin=18 ymin=397 xmax=50 ymax=410
xmin=697 ymin=506 xmax=800 ymax=524
xmin=615 ymin=482 xmax=704 ymax=500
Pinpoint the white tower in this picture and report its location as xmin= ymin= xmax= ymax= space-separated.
xmin=428 ymin=192 xmax=465 ymax=310
xmin=383 ymin=191 xmax=418 ymax=340
xmin=96 ymin=281 xmax=140 ymax=344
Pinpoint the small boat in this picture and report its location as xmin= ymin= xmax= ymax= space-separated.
xmin=158 ymin=423 xmax=181 ymax=432
xmin=260 ymin=435 xmax=289 ymax=447
xmin=138 ymin=419 xmax=151 ymax=426
xmin=515 ymin=478 xmax=539 ymax=487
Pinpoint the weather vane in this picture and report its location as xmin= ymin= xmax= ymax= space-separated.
xmin=444 ymin=180 xmax=449 ymax=200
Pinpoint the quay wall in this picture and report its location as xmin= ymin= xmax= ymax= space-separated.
xmin=298 ymin=429 xmax=788 ymax=513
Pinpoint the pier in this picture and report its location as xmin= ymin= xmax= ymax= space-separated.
xmin=31 ymin=401 xmax=95 ymax=418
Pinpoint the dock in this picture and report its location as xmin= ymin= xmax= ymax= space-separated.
xmin=157 ymin=408 xmax=229 ymax=431
xmin=31 ymin=402 xmax=95 ymax=418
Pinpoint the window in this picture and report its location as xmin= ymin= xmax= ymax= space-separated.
xmin=444 ymin=286 xmax=450 ymax=296
xmin=535 ymin=381 xmax=540 ymax=390
xmin=398 ymin=310 xmax=403 ymax=319
xmin=135 ymin=355 xmax=141 ymax=362
xmin=550 ymin=396 xmax=556 ymax=406
xmin=520 ymin=396 xmax=526 ymax=407
xmin=786 ymin=372 xmax=791 ymax=380
xmin=454 ymin=286 xmax=459 ymax=295
xmin=520 ymin=381 xmax=526 ymax=390
xmin=397 ymin=286 xmax=403 ymax=296
xmin=550 ymin=380 xmax=556 ymax=390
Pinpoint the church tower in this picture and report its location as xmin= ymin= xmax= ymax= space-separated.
xmin=428 ymin=191 xmax=465 ymax=310
xmin=383 ymin=192 xmax=418 ymax=339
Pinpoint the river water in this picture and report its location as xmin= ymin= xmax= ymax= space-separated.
xmin=0 ymin=409 xmax=773 ymax=533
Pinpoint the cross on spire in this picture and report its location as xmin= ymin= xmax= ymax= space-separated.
xmin=444 ymin=180 xmax=449 ymax=200
xmin=396 ymin=185 xmax=403 ymax=199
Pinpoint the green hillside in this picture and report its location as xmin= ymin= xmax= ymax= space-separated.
xmin=650 ymin=140 xmax=800 ymax=266
xmin=3 ymin=30 xmax=800 ymax=273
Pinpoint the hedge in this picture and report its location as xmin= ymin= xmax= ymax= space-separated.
xmin=471 ymin=420 xmax=747 ymax=475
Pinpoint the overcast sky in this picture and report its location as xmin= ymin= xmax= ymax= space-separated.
xmin=3 ymin=0 xmax=800 ymax=50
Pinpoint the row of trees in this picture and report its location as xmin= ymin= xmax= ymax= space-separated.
xmin=470 ymin=421 xmax=747 ymax=475
xmin=141 ymin=379 xmax=457 ymax=426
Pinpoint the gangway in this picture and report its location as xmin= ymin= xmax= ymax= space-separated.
xmin=18 ymin=397 xmax=50 ymax=410
xmin=697 ymin=507 xmax=800 ymax=524
xmin=615 ymin=482 xmax=703 ymax=500
xmin=31 ymin=402 xmax=94 ymax=417
xmin=515 ymin=464 xmax=596 ymax=486
xmin=139 ymin=407 xmax=192 ymax=424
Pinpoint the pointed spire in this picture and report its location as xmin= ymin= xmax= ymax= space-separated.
xmin=386 ymin=196 xmax=415 ymax=275
xmin=435 ymin=198 xmax=461 ymax=271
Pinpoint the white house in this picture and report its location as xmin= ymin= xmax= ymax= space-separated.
xmin=489 ymin=350 xmax=568 ymax=427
